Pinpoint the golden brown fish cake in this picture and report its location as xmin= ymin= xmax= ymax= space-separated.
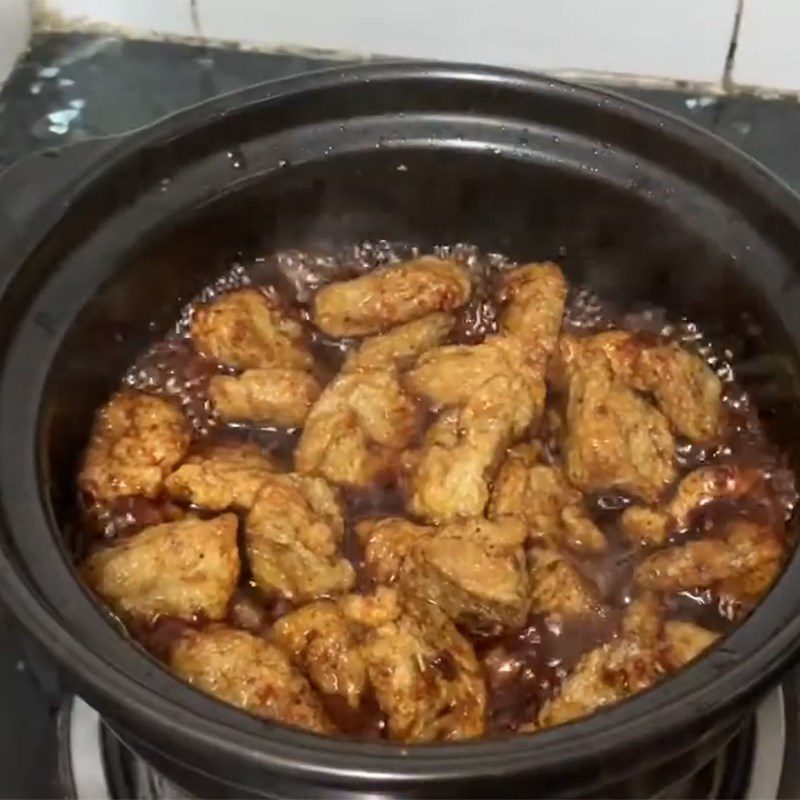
xmin=403 ymin=516 xmax=530 ymax=631
xmin=661 ymin=621 xmax=719 ymax=670
xmin=621 ymin=465 xmax=766 ymax=546
xmin=246 ymin=474 xmax=355 ymax=602
xmin=356 ymin=517 xmax=433 ymax=585
xmin=296 ymin=369 xmax=419 ymax=487
xmin=533 ymin=594 xmax=665 ymax=730
xmin=274 ymin=601 xmax=367 ymax=708
xmin=80 ymin=391 xmax=191 ymax=505
xmin=209 ymin=368 xmax=321 ymax=427
xmin=635 ymin=519 xmax=784 ymax=595
xmin=169 ymin=625 xmax=333 ymax=733
xmin=313 ymin=257 xmax=470 ymax=337
xmin=81 ymin=514 xmax=239 ymax=622
xmin=500 ymin=262 xmax=568 ymax=368
xmin=344 ymin=313 xmax=455 ymax=373
xmin=408 ymin=371 xmax=527 ymax=522
xmin=360 ymin=596 xmax=485 ymax=743
xmin=191 ymin=287 xmax=312 ymax=371
xmin=528 ymin=547 xmax=606 ymax=619
xmin=490 ymin=444 xmax=607 ymax=554
xmin=164 ymin=442 xmax=277 ymax=511
xmin=565 ymin=363 xmax=676 ymax=503
xmin=555 ymin=331 xmax=724 ymax=444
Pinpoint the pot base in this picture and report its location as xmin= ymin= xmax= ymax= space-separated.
xmin=59 ymin=694 xmax=785 ymax=800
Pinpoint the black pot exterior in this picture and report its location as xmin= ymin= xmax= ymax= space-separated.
xmin=1 ymin=63 xmax=800 ymax=798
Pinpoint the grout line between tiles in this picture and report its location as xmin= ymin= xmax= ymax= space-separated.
xmin=189 ymin=0 xmax=201 ymax=38
xmin=723 ymin=0 xmax=745 ymax=92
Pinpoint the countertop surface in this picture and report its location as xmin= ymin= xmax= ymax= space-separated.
xmin=0 ymin=30 xmax=799 ymax=799
xmin=2 ymin=32 xmax=800 ymax=193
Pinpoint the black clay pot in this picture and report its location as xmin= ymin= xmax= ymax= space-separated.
xmin=1 ymin=63 xmax=800 ymax=799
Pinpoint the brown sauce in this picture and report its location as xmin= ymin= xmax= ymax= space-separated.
xmin=480 ymin=614 xmax=620 ymax=733
xmin=75 ymin=241 xmax=798 ymax=739
xmin=320 ymin=691 xmax=387 ymax=740
xmin=84 ymin=494 xmax=184 ymax=541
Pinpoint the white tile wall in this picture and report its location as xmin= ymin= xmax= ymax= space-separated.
xmin=1 ymin=0 xmax=31 ymax=83
xmin=37 ymin=0 xmax=800 ymax=92
xmin=197 ymin=0 xmax=735 ymax=84
xmin=40 ymin=0 xmax=738 ymax=84
xmin=734 ymin=0 xmax=800 ymax=91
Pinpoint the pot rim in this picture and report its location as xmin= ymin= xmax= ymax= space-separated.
xmin=1 ymin=60 xmax=800 ymax=787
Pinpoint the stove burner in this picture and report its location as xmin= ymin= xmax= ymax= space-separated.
xmin=57 ymin=690 xmax=786 ymax=800
xmin=58 ymin=698 xmax=190 ymax=799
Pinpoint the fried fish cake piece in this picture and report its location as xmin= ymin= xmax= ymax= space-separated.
xmin=82 ymin=514 xmax=239 ymax=622
xmin=191 ymin=287 xmax=312 ymax=371
xmin=169 ymin=625 xmax=333 ymax=733
xmin=356 ymin=517 xmax=433 ymax=584
xmin=528 ymin=547 xmax=605 ymax=619
xmin=637 ymin=343 xmax=724 ymax=444
xmin=274 ymin=601 xmax=367 ymax=708
xmin=405 ymin=336 xmax=519 ymax=407
xmin=296 ymin=369 xmax=419 ymax=487
xmin=303 ymin=586 xmax=485 ymax=741
xmin=80 ymin=391 xmax=191 ymax=505
xmin=312 ymin=257 xmax=470 ymax=337
xmin=403 ymin=517 xmax=530 ymax=631
xmin=164 ymin=442 xmax=277 ymax=512
xmin=499 ymin=262 xmax=568 ymax=368
xmin=339 ymin=585 xmax=403 ymax=629
xmin=360 ymin=596 xmax=485 ymax=742
xmin=245 ymin=474 xmax=355 ymax=601
xmin=621 ymin=465 xmax=766 ymax=546
xmin=405 ymin=336 xmax=536 ymax=432
xmin=556 ymin=331 xmax=724 ymax=444
xmin=565 ymin=362 xmax=676 ymax=503
xmin=718 ymin=545 xmax=786 ymax=612
xmin=490 ymin=444 xmax=607 ymax=554
xmin=344 ymin=313 xmax=455 ymax=373
xmin=407 ymin=375 xmax=521 ymax=522
xmin=499 ymin=262 xmax=568 ymax=423
xmin=533 ymin=594 xmax=665 ymax=730
xmin=405 ymin=334 xmax=541 ymax=523
xmin=619 ymin=506 xmax=673 ymax=548
xmin=552 ymin=331 xmax=642 ymax=390
xmin=209 ymin=368 xmax=321 ymax=427
xmin=661 ymin=620 xmax=719 ymax=670
xmin=635 ymin=519 xmax=784 ymax=595
xmin=666 ymin=466 xmax=764 ymax=528
xmin=358 ymin=516 xmax=528 ymax=631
